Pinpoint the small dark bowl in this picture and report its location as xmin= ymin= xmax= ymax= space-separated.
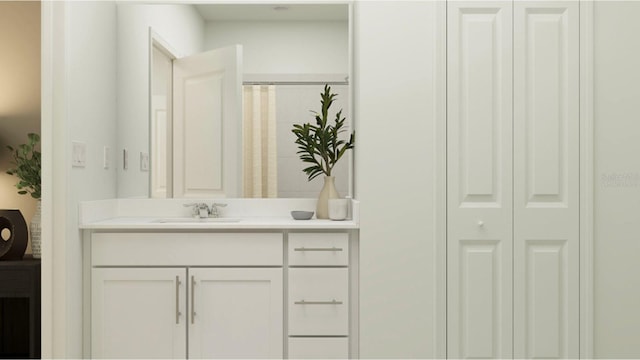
xmin=291 ymin=211 xmax=314 ymax=220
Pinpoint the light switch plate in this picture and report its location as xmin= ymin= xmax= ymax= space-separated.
xmin=140 ymin=152 xmax=149 ymax=171
xmin=72 ymin=141 xmax=87 ymax=168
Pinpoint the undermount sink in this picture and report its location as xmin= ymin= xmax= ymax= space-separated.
xmin=152 ymin=217 xmax=242 ymax=224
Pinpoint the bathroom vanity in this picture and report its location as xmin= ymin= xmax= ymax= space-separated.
xmin=80 ymin=199 xmax=359 ymax=359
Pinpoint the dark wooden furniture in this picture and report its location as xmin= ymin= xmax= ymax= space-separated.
xmin=0 ymin=258 xmax=40 ymax=359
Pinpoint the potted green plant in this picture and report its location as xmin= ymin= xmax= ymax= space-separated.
xmin=6 ymin=133 xmax=41 ymax=258
xmin=292 ymin=85 xmax=355 ymax=219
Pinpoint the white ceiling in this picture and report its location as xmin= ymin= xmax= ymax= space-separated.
xmin=194 ymin=4 xmax=348 ymax=22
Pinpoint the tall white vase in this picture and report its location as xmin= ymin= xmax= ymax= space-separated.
xmin=316 ymin=176 xmax=339 ymax=219
xmin=30 ymin=200 xmax=41 ymax=259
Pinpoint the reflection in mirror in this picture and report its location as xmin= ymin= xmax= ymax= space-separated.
xmin=242 ymin=83 xmax=350 ymax=198
xmin=150 ymin=40 xmax=175 ymax=199
xmin=138 ymin=3 xmax=351 ymax=199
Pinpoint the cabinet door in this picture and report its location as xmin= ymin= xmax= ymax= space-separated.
xmin=447 ymin=1 xmax=513 ymax=359
xmin=513 ymin=1 xmax=580 ymax=358
xmin=92 ymin=268 xmax=187 ymax=359
xmin=188 ymin=268 xmax=283 ymax=359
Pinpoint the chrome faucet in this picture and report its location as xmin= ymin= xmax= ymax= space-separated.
xmin=183 ymin=202 xmax=227 ymax=218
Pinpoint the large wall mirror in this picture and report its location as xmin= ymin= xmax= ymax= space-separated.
xmin=116 ymin=2 xmax=352 ymax=199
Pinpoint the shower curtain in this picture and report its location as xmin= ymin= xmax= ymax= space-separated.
xmin=243 ymin=85 xmax=278 ymax=198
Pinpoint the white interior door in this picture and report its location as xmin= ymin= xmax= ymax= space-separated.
xmin=513 ymin=1 xmax=580 ymax=358
xmin=188 ymin=268 xmax=283 ymax=359
xmin=91 ymin=268 xmax=187 ymax=359
xmin=172 ymin=45 xmax=242 ymax=198
xmin=447 ymin=2 xmax=513 ymax=358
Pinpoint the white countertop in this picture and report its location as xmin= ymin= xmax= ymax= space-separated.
xmin=80 ymin=216 xmax=358 ymax=230
xmin=79 ymin=198 xmax=360 ymax=231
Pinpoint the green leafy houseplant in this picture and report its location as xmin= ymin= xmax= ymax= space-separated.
xmin=6 ymin=133 xmax=41 ymax=199
xmin=292 ymin=85 xmax=355 ymax=181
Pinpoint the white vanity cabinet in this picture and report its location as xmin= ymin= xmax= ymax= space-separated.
xmin=89 ymin=232 xmax=284 ymax=359
xmin=85 ymin=228 xmax=358 ymax=359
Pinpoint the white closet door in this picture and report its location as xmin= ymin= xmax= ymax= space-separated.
xmin=447 ymin=2 xmax=513 ymax=358
xmin=513 ymin=1 xmax=580 ymax=358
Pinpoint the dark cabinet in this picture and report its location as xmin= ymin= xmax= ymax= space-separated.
xmin=0 ymin=259 xmax=40 ymax=359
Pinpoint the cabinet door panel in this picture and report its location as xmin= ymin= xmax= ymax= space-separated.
xmin=447 ymin=2 xmax=513 ymax=358
xmin=91 ymin=268 xmax=186 ymax=359
xmin=188 ymin=268 xmax=283 ymax=359
xmin=513 ymin=1 xmax=580 ymax=358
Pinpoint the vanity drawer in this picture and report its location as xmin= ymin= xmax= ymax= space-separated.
xmin=288 ymin=233 xmax=349 ymax=266
xmin=288 ymin=337 xmax=349 ymax=359
xmin=92 ymin=232 xmax=283 ymax=266
xmin=288 ymin=268 xmax=348 ymax=336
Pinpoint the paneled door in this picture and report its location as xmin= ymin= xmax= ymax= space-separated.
xmin=172 ymin=45 xmax=242 ymax=198
xmin=513 ymin=1 xmax=580 ymax=358
xmin=448 ymin=0 xmax=581 ymax=358
xmin=91 ymin=268 xmax=187 ymax=359
xmin=447 ymin=2 xmax=514 ymax=358
xmin=188 ymin=268 xmax=283 ymax=359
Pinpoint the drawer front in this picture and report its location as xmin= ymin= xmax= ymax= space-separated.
xmin=288 ymin=268 xmax=348 ymax=336
xmin=288 ymin=233 xmax=349 ymax=266
xmin=92 ymin=232 xmax=283 ymax=266
xmin=288 ymin=337 xmax=349 ymax=359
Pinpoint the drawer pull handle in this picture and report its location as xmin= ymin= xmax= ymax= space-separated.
xmin=294 ymin=247 xmax=343 ymax=252
xmin=175 ymin=276 xmax=181 ymax=324
xmin=294 ymin=299 xmax=343 ymax=305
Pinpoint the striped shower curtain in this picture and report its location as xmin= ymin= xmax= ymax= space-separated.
xmin=242 ymin=85 xmax=278 ymax=198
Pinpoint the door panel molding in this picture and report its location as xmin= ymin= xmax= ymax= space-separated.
xmin=447 ymin=2 xmax=513 ymax=358
xmin=514 ymin=2 xmax=580 ymax=358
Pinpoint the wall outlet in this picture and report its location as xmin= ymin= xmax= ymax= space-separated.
xmin=103 ymin=146 xmax=110 ymax=169
xmin=72 ymin=141 xmax=87 ymax=168
xmin=140 ymin=152 xmax=149 ymax=171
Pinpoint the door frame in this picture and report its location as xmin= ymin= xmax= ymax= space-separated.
xmin=579 ymin=0 xmax=595 ymax=357
xmin=149 ymin=29 xmax=179 ymax=198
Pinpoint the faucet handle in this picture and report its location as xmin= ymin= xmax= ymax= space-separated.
xmin=183 ymin=203 xmax=199 ymax=217
xmin=209 ymin=203 xmax=227 ymax=218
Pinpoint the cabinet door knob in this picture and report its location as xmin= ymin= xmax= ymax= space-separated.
xmin=477 ymin=220 xmax=484 ymax=227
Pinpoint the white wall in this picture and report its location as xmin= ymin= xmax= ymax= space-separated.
xmin=204 ymin=20 xmax=348 ymax=75
xmin=0 ymin=1 xmax=40 ymax=254
xmin=116 ymin=4 xmax=204 ymax=198
xmin=354 ymin=2 xmax=444 ymax=358
xmin=593 ymin=2 xmax=640 ymax=357
xmin=47 ymin=1 xmax=118 ymax=356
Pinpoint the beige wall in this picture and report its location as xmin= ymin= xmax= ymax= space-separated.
xmin=0 ymin=1 xmax=41 ymax=254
